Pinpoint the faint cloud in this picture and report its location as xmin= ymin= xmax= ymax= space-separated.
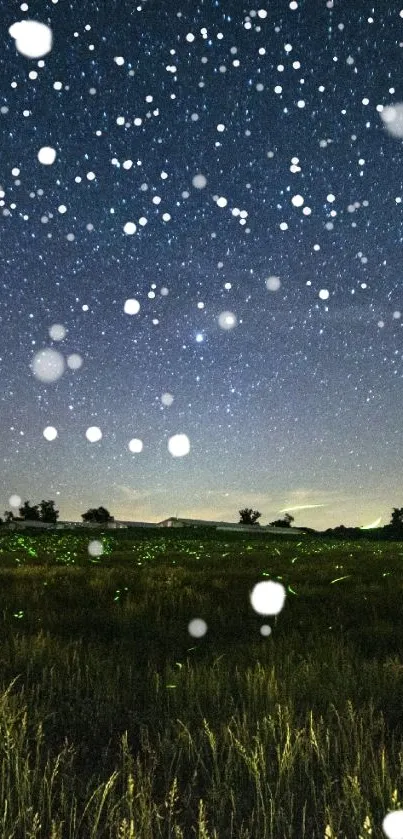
xmin=115 ymin=485 xmax=164 ymax=501
xmin=279 ymin=504 xmax=326 ymax=513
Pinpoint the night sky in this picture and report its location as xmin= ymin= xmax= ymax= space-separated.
xmin=2 ymin=0 xmax=403 ymax=530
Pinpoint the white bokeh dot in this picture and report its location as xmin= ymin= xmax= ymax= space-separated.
xmin=9 ymin=494 xmax=22 ymax=509
xmin=43 ymin=426 xmax=58 ymax=441
xmin=124 ymin=298 xmax=140 ymax=315
xmin=37 ymin=146 xmax=56 ymax=165
xmin=161 ymin=392 xmax=174 ymax=406
xmin=192 ymin=173 xmax=207 ymax=189
xmin=128 ymin=438 xmax=143 ymax=453
xmin=168 ymin=433 xmax=190 ymax=457
xmin=383 ymin=811 xmax=403 ymax=839
xmin=123 ymin=221 xmax=136 ymax=235
xmin=31 ymin=348 xmax=65 ymax=382
xmin=218 ymin=311 xmax=237 ymax=330
xmin=49 ymin=323 xmax=66 ymax=341
xmin=67 ymin=353 xmax=83 ymax=370
xmin=188 ymin=618 xmax=207 ymax=638
xmin=380 ymin=104 xmax=403 ymax=138
xmin=250 ymin=580 xmax=286 ymax=615
xmin=88 ymin=540 xmax=104 ymax=556
xmin=266 ymin=276 xmax=281 ymax=291
xmin=85 ymin=426 xmax=102 ymax=443
xmin=9 ymin=20 xmax=52 ymax=58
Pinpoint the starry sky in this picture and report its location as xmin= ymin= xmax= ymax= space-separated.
xmin=2 ymin=0 xmax=403 ymax=530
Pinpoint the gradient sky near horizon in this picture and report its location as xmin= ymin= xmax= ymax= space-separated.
xmin=2 ymin=0 xmax=403 ymax=530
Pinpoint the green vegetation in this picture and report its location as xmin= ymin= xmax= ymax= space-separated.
xmin=0 ymin=527 xmax=401 ymax=838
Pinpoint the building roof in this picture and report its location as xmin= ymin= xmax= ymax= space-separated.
xmin=112 ymin=520 xmax=159 ymax=527
xmin=158 ymin=517 xmax=234 ymax=526
xmin=158 ymin=517 xmax=305 ymax=533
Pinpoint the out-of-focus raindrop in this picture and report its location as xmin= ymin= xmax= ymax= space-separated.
xmin=123 ymin=222 xmax=136 ymax=234
xmin=380 ymin=104 xmax=403 ymax=138
xmin=192 ymin=174 xmax=207 ymax=189
xmin=250 ymin=580 xmax=286 ymax=615
xmin=85 ymin=426 xmax=102 ymax=442
xmin=31 ymin=348 xmax=65 ymax=382
xmin=9 ymin=20 xmax=52 ymax=58
xmin=38 ymin=146 xmax=56 ymax=165
xmin=124 ymin=299 xmax=140 ymax=315
xmin=88 ymin=540 xmax=103 ymax=556
xmin=168 ymin=434 xmax=190 ymax=457
xmin=67 ymin=353 xmax=83 ymax=370
xmin=218 ymin=311 xmax=237 ymax=330
xmin=128 ymin=438 xmax=143 ymax=453
xmin=43 ymin=426 xmax=58 ymax=441
xmin=49 ymin=323 xmax=66 ymax=341
xmin=383 ymin=810 xmax=403 ymax=839
xmin=188 ymin=618 xmax=207 ymax=637
xmin=265 ymin=276 xmax=281 ymax=291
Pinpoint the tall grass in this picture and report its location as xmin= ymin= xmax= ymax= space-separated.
xmin=0 ymin=528 xmax=401 ymax=837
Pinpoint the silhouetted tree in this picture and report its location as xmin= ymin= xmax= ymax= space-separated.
xmin=389 ymin=507 xmax=403 ymax=532
xmin=82 ymin=506 xmax=114 ymax=524
xmin=239 ymin=508 xmax=261 ymax=525
xmin=269 ymin=513 xmax=294 ymax=528
xmin=19 ymin=501 xmax=40 ymax=521
xmin=39 ymin=500 xmax=59 ymax=523
xmin=4 ymin=511 xmax=14 ymax=523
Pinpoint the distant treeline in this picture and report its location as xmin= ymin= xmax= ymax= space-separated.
xmin=2 ymin=503 xmax=403 ymax=540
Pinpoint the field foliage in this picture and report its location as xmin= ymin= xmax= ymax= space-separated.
xmin=0 ymin=527 xmax=401 ymax=838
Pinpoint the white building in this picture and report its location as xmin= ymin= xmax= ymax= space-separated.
xmin=6 ymin=519 xmax=53 ymax=529
xmin=158 ymin=517 xmax=230 ymax=528
xmin=157 ymin=517 xmax=305 ymax=534
xmin=108 ymin=520 xmax=159 ymax=529
xmin=217 ymin=524 xmax=305 ymax=535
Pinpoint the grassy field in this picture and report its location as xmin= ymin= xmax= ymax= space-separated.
xmin=0 ymin=526 xmax=401 ymax=838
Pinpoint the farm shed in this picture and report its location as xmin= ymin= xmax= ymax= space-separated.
xmin=158 ymin=517 xmax=231 ymax=528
